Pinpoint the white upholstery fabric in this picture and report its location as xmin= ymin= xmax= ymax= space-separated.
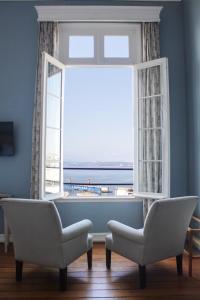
xmin=2 ymin=198 xmax=93 ymax=268
xmin=106 ymin=196 xmax=198 ymax=266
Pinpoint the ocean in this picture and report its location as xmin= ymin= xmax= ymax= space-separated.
xmin=63 ymin=168 xmax=134 ymax=195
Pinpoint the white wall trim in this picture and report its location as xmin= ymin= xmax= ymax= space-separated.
xmin=0 ymin=234 xmax=4 ymax=243
xmin=0 ymin=234 xmax=13 ymax=243
xmin=35 ymin=6 xmax=163 ymax=22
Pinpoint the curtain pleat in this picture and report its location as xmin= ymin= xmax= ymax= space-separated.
xmin=30 ymin=22 xmax=59 ymax=199
xmin=141 ymin=22 xmax=160 ymax=220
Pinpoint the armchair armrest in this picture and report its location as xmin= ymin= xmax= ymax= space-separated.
xmin=107 ymin=220 xmax=144 ymax=244
xmin=62 ymin=219 xmax=92 ymax=242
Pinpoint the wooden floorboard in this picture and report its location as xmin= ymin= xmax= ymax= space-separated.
xmin=0 ymin=243 xmax=200 ymax=299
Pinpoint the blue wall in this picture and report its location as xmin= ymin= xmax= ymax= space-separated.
xmin=183 ymin=0 xmax=200 ymax=215
xmin=0 ymin=3 xmax=38 ymax=197
xmin=0 ymin=1 xmax=187 ymax=233
xmin=160 ymin=2 xmax=187 ymax=196
xmin=56 ymin=202 xmax=143 ymax=232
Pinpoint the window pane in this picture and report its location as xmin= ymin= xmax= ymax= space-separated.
xmin=46 ymin=128 xmax=60 ymax=167
xmin=46 ymin=95 xmax=61 ymax=129
xmin=139 ymin=161 xmax=162 ymax=193
xmin=47 ymin=64 xmax=62 ymax=97
xmin=139 ymin=129 xmax=162 ymax=161
xmin=139 ymin=96 xmax=162 ymax=128
xmin=104 ymin=36 xmax=129 ymax=58
xmin=69 ymin=36 xmax=94 ymax=58
xmin=138 ymin=65 xmax=161 ymax=98
xmin=45 ymin=167 xmax=60 ymax=194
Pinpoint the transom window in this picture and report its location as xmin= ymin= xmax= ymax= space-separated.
xmin=59 ymin=23 xmax=141 ymax=65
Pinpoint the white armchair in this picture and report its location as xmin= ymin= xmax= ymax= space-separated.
xmin=2 ymin=198 xmax=93 ymax=290
xmin=105 ymin=196 xmax=198 ymax=289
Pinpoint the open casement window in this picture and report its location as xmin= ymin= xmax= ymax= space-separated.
xmin=40 ymin=52 xmax=65 ymax=200
xmin=134 ymin=58 xmax=170 ymax=199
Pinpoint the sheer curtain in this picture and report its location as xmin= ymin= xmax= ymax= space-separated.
xmin=31 ymin=22 xmax=59 ymax=199
xmin=141 ymin=22 xmax=161 ymax=219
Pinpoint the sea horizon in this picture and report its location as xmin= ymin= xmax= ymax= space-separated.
xmin=63 ymin=161 xmax=133 ymax=168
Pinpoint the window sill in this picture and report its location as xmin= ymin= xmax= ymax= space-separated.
xmin=54 ymin=192 xmax=165 ymax=203
xmin=54 ymin=196 xmax=141 ymax=203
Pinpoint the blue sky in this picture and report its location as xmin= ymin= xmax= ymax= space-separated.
xmin=63 ymin=67 xmax=133 ymax=163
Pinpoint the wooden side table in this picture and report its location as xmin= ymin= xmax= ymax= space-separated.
xmin=184 ymin=216 xmax=200 ymax=277
xmin=0 ymin=194 xmax=11 ymax=253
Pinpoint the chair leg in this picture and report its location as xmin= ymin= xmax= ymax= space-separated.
xmin=138 ymin=265 xmax=146 ymax=289
xmin=176 ymin=254 xmax=183 ymax=276
xmin=189 ymin=252 xmax=193 ymax=277
xmin=16 ymin=260 xmax=23 ymax=282
xmin=59 ymin=267 xmax=67 ymax=291
xmin=87 ymin=248 xmax=92 ymax=270
xmin=106 ymin=248 xmax=111 ymax=270
xmin=188 ymin=230 xmax=193 ymax=277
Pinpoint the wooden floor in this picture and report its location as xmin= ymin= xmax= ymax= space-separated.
xmin=0 ymin=243 xmax=200 ymax=299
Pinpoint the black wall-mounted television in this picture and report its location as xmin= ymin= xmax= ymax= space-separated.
xmin=0 ymin=122 xmax=14 ymax=156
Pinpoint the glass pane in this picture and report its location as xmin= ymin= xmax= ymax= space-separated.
xmin=138 ymin=65 xmax=161 ymax=98
xmin=46 ymin=95 xmax=61 ymax=129
xmin=104 ymin=36 xmax=129 ymax=58
xmin=139 ymin=129 xmax=162 ymax=161
xmin=139 ymin=161 xmax=162 ymax=193
xmin=47 ymin=63 xmax=62 ymax=97
xmin=45 ymin=167 xmax=60 ymax=194
xmin=46 ymin=128 xmax=60 ymax=168
xmin=139 ymin=96 xmax=162 ymax=128
xmin=69 ymin=36 xmax=94 ymax=58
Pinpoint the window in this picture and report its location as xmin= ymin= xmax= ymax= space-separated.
xmin=134 ymin=58 xmax=170 ymax=198
xmin=40 ymin=23 xmax=170 ymax=201
xmin=104 ymin=36 xmax=129 ymax=58
xmin=59 ymin=23 xmax=141 ymax=65
xmin=69 ymin=36 xmax=94 ymax=58
xmin=40 ymin=53 xmax=65 ymax=200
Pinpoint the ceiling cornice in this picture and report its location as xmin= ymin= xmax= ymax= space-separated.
xmin=35 ymin=5 xmax=163 ymax=22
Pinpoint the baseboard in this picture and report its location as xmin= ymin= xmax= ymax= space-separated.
xmin=0 ymin=234 xmax=5 ymax=243
xmin=0 ymin=234 xmax=13 ymax=243
xmin=0 ymin=233 xmax=108 ymax=244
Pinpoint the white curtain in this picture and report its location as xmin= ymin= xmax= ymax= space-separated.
xmin=31 ymin=22 xmax=59 ymax=199
xmin=141 ymin=22 xmax=161 ymax=219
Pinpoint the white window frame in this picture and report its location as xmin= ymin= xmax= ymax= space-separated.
xmin=40 ymin=52 xmax=65 ymax=200
xmin=59 ymin=23 xmax=141 ymax=65
xmin=37 ymin=5 xmax=170 ymax=201
xmin=134 ymin=58 xmax=170 ymax=199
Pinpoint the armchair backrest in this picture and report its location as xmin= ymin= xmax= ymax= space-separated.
xmin=143 ymin=196 xmax=198 ymax=264
xmin=2 ymin=198 xmax=63 ymax=266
